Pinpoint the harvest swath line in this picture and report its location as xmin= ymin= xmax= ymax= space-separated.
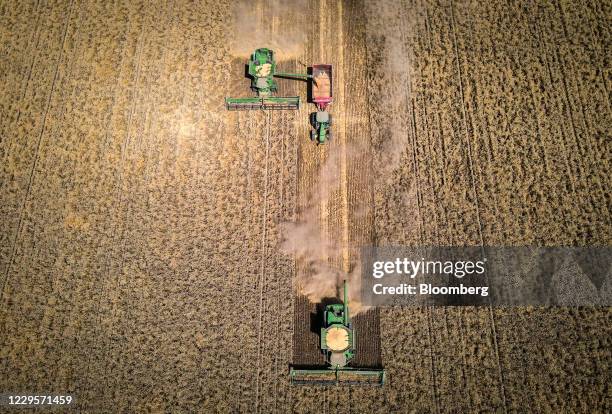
xmin=237 ymin=110 xmax=255 ymax=412
xmin=41 ymin=0 xmax=104 ymax=399
xmin=461 ymin=5 xmax=503 ymax=226
xmin=334 ymin=0 xmax=350 ymax=278
xmin=90 ymin=5 xmax=160 ymax=401
xmin=584 ymin=0 xmax=611 ymax=107
xmin=426 ymin=308 xmax=441 ymax=414
xmin=418 ymin=5 xmax=441 ymax=242
xmin=450 ymin=2 xmax=507 ymax=411
xmin=535 ymin=16 xmax=580 ymax=202
xmin=554 ymin=4 xmax=607 ymax=202
xmin=86 ymin=1 xmax=172 ymax=402
xmin=254 ymin=110 xmax=271 ymax=414
xmin=399 ymin=0 xmax=424 ymax=241
xmin=532 ymin=3 xmax=589 ymax=219
xmin=458 ymin=308 xmax=475 ymax=412
xmin=411 ymin=12 xmax=441 ymax=405
xmin=0 ymin=0 xmax=41 ymax=154
xmin=274 ymin=111 xmax=291 ymax=412
xmin=0 ymin=0 xmax=74 ymax=304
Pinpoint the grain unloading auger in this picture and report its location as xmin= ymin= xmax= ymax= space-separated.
xmin=290 ymin=281 xmax=386 ymax=386
xmin=225 ymin=48 xmax=312 ymax=111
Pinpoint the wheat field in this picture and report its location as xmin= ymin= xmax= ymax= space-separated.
xmin=0 ymin=0 xmax=610 ymax=412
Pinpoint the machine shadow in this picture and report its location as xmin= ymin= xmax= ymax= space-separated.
xmin=306 ymin=66 xmax=313 ymax=103
xmin=309 ymin=296 xmax=343 ymax=336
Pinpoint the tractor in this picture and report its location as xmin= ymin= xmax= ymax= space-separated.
xmin=310 ymin=111 xmax=332 ymax=144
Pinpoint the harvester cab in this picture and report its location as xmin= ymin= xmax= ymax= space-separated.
xmin=290 ymin=281 xmax=386 ymax=386
xmin=226 ymin=48 xmax=311 ymax=111
xmin=248 ymin=48 xmax=276 ymax=97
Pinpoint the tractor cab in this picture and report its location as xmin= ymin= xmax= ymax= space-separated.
xmin=310 ymin=111 xmax=332 ymax=144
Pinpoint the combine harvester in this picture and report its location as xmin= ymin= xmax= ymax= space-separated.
xmin=290 ymin=281 xmax=386 ymax=385
xmin=225 ymin=48 xmax=312 ymax=111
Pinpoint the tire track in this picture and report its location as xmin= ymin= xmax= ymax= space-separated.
xmin=0 ymin=0 xmax=41 ymax=155
xmin=84 ymin=3 xmax=162 ymax=408
xmin=398 ymin=0 xmax=424 ymax=242
xmin=30 ymin=0 xmax=87 ymax=393
xmin=0 ymin=0 xmax=74 ymax=304
xmin=448 ymin=2 xmax=507 ymax=413
xmin=254 ymin=110 xmax=271 ymax=414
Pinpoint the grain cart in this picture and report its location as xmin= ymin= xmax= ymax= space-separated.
xmin=290 ymin=281 xmax=386 ymax=385
xmin=225 ymin=48 xmax=312 ymax=110
xmin=312 ymin=64 xmax=333 ymax=111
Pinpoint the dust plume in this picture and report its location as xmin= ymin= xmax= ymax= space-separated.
xmin=364 ymin=0 xmax=415 ymax=186
xmin=279 ymin=150 xmax=345 ymax=303
xmin=279 ymin=144 xmax=371 ymax=314
xmin=279 ymin=0 xmax=417 ymax=314
xmin=228 ymin=0 xmax=308 ymax=60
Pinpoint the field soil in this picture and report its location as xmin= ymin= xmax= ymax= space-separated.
xmin=1 ymin=0 xmax=610 ymax=413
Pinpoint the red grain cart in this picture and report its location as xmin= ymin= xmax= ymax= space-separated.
xmin=312 ymin=65 xmax=332 ymax=111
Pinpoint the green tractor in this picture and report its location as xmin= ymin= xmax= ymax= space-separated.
xmin=290 ymin=281 xmax=386 ymax=386
xmin=225 ymin=48 xmax=311 ymax=110
xmin=310 ymin=111 xmax=332 ymax=144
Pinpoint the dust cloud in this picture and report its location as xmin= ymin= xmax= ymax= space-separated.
xmin=280 ymin=146 xmax=370 ymax=314
xmin=279 ymin=149 xmax=346 ymax=305
xmin=228 ymin=0 xmax=308 ymax=60
xmin=365 ymin=0 xmax=414 ymax=186
xmin=279 ymin=0 xmax=416 ymax=314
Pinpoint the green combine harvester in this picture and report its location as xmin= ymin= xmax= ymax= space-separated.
xmin=290 ymin=281 xmax=386 ymax=385
xmin=225 ymin=48 xmax=311 ymax=110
